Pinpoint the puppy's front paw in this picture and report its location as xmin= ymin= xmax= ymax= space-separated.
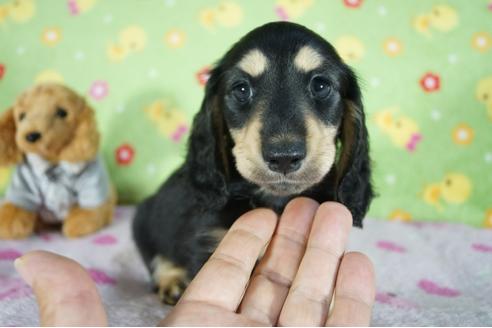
xmin=157 ymin=276 xmax=188 ymax=305
xmin=0 ymin=203 xmax=37 ymax=239
xmin=152 ymin=256 xmax=189 ymax=305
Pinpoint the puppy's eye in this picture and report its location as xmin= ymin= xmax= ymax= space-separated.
xmin=55 ymin=107 xmax=68 ymax=119
xmin=19 ymin=113 xmax=26 ymax=121
xmin=232 ymin=82 xmax=252 ymax=103
xmin=310 ymin=76 xmax=332 ymax=100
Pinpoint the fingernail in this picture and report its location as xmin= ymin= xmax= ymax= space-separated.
xmin=14 ymin=256 xmax=33 ymax=286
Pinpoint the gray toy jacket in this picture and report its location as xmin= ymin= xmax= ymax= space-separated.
xmin=5 ymin=153 xmax=111 ymax=223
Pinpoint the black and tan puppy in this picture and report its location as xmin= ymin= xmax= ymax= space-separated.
xmin=133 ymin=22 xmax=373 ymax=304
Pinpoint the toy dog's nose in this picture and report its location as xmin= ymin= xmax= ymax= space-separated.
xmin=263 ymin=142 xmax=306 ymax=175
xmin=25 ymin=132 xmax=42 ymax=143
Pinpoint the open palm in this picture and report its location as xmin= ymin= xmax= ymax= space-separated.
xmin=15 ymin=198 xmax=375 ymax=326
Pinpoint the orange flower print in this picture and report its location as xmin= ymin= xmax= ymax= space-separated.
xmin=471 ymin=32 xmax=491 ymax=53
xmin=452 ymin=123 xmax=474 ymax=145
xmin=383 ymin=38 xmax=403 ymax=57
xmin=41 ymin=27 xmax=62 ymax=46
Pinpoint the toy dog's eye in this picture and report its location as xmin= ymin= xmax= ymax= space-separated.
xmin=56 ymin=107 xmax=68 ymax=119
xmin=310 ymin=76 xmax=332 ymax=100
xmin=232 ymin=82 xmax=252 ymax=103
xmin=19 ymin=113 xmax=26 ymax=121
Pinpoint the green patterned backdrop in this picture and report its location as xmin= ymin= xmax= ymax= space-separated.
xmin=0 ymin=0 xmax=491 ymax=227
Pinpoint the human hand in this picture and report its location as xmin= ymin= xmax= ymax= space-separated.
xmin=162 ymin=198 xmax=375 ymax=326
xmin=15 ymin=198 xmax=375 ymax=326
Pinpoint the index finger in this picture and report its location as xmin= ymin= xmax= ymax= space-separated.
xmin=178 ymin=208 xmax=278 ymax=311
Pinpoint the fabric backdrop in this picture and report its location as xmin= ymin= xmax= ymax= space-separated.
xmin=0 ymin=0 xmax=491 ymax=227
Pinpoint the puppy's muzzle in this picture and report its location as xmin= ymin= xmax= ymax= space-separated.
xmin=25 ymin=131 xmax=42 ymax=143
xmin=262 ymin=141 xmax=306 ymax=175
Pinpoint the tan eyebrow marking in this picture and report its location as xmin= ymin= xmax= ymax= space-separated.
xmin=294 ymin=46 xmax=323 ymax=72
xmin=237 ymin=49 xmax=268 ymax=77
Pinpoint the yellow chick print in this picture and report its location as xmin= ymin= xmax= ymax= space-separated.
xmin=107 ymin=25 xmax=147 ymax=62
xmin=275 ymin=0 xmax=314 ymax=20
xmin=199 ymin=1 xmax=243 ymax=29
xmin=0 ymin=0 xmax=35 ymax=24
xmin=0 ymin=5 xmax=8 ymax=22
xmin=388 ymin=209 xmax=412 ymax=222
xmin=413 ymin=4 xmax=458 ymax=37
xmin=484 ymin=209 xmax=492 ymax=229
xmin=145 ymin=100 xmax=189 ymax=143
xmin=107 ymin=43 xmax=128 ymax=62
xmin=476 ymin=76 xmax=492 ymax=121
xmin=374 ymin=108 xmax=422 ymax=152
xmin=423 ymin=173 xmax=472 ymax=211
xmin=35 ymin=69 xmax=64 ymax=84
xmin=334 ymin=36 xmax=365 ymax=63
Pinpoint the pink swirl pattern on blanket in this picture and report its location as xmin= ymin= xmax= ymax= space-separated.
xmin=472 ymin=243 xmax=492 ymax=253
xmin=376 ymin=241 xmax=407 ymax=253
xmin=88 ymin=268 xmax=116 ymax=285
xmin=0 ymin=249 xmax=22 ymax=261
xmin=418 ymin=279 xmax=460 ymax=297
xmin=92 ymin=234 xmax=118 ymax=245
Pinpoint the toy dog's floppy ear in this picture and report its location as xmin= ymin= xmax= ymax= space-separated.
xmin=335 ymin=71 xmax=374 ymax=227
xmin=58 ymin=101 xmax=100 ymax=163
xmin=185 ymin=66 xmax=230 ymax=204
xmin=0 ymin=108 xmax=22 ymax=166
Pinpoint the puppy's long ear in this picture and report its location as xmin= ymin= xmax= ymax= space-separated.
xmin=335 ymin=72 xmax=373 ymax=227
xmin=58 ymin=102 xmax=100 ymax=163
xmin=186 ymin=68 xmax=230 ymax=204
xmin=0 ymin=108 xmax=22 ymax=166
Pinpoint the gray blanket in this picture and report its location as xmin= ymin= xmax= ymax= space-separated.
xmin=0 ymin=206 xmax=491 ymax=326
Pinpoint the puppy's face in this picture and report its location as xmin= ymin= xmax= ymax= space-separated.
xmin=13 ymin=84 xmax=85 ymax=161
xmin=215 ymin=24 xmax=351 ymax=196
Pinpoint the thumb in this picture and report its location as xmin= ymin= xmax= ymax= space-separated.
xmin=15 ymin=250 xmax=108 ymax=326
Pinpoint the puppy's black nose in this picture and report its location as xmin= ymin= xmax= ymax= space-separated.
xmin=25 ymin=132 xmax=42 ymax=143
xmin=263 ymin=143 xmax=306 ymax=175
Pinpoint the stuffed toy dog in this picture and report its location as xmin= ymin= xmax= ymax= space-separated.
xmin=0 ymin=83 xmax=115 ymax=239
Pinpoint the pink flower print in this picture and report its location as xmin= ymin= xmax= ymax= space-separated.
xmin=92 ymin=234 xmax=118 ymax=245
xmin=196 ymin=66 xmax=211 ymax=86
xmin=376 ymin=241 xmax=407 ymax=253
xmin=89 ymin=80 xmax=109 ymax=101
xmin=343 ymin=0 xmax=364 ymax=8
xmin=87 ymin=268 xmax=116 ymax=285
xmin=418 ymin=279 xmax=460 ymax=297
xmin=0 ymin=63 xmax=5 ymax=80
xmin=115 ymin=143 xmax=135 ymax=166
xmin=420 ymin=72 xmax=440 ymax=93
xmin=0 ymin=249 xmax=22 ymax=261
